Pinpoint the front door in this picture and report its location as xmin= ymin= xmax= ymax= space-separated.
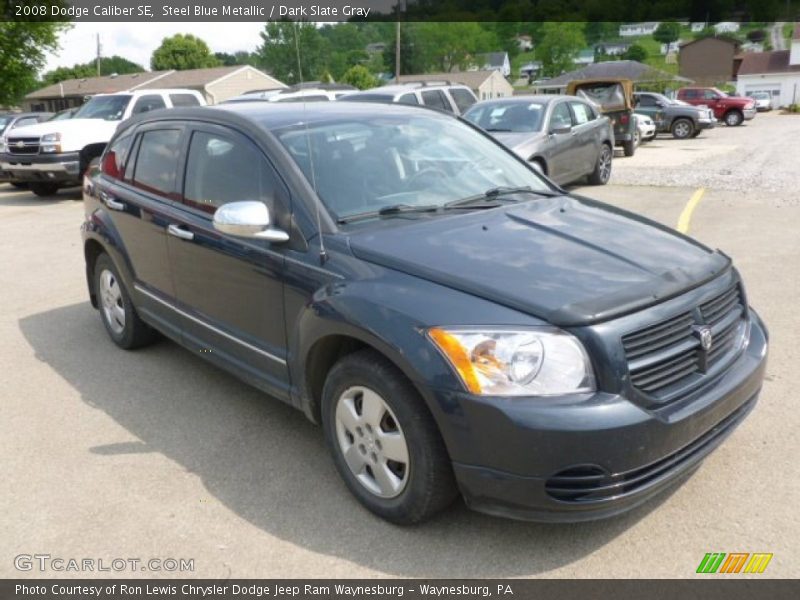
xmin=544 ymin=100 xmax=579 ymax=182
xmin=165 ymin=124 xmax=291 ymax=398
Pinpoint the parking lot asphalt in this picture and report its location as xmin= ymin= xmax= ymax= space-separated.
xmin=1 ymin=111 xmax=799 ymax=579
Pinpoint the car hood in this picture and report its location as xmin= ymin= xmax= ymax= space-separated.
xmin=347 ymin=195 xmax=730 ymax=326
xmin=493 ymin=131 xmax=546 ymax=157
xmin=6 ymin=118 xmax=119 ymax=138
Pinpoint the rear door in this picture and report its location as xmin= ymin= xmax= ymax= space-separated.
xmin=97 ymin=123 xmax=185 ymax=335
xmin=165 ymin=123 xmax=291 ymax=397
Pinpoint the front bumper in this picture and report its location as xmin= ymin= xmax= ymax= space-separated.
xmin=0 ymin=151 xmax=81 ymax=184
xmin=743 ymin=108 xmax=757 ymax=120
xmin=436 ymin=312 xmax=768 ymax=522
xmin=697 ymin=117 xmax=716 ymax=130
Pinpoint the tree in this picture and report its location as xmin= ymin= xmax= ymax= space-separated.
xmin=653 ymin=21 xmax=681 ymax=45
xmin=340 ymin=65 xmax=379 ymax=90
xmin=623 ymin=44 xmax=648 ymax=62
xmin=535 ymin=22 xmax=586 ymax=77
xmin=151 ymin=34 xmax=220 ymax=71
xmin=0 ymin=21 xmax=69 ymax=106
xmin=255 ymin=21 xmax=328 ymax=84
xmin=40 ymin=55 xmax=144 ymax=86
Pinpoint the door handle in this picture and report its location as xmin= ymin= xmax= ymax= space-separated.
xmin=100 ymin=191 xmax=125 ymax=211
xmin=167 ymin=224 xmax=194 ymax=241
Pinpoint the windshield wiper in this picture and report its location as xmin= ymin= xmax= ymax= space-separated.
xmin=485 ymin=127 xmax=512 ymax=132
xmin=446 ymin=186 xmax=562 ymax=208
xmin=338 ymin=201 xmax=502 ymax=224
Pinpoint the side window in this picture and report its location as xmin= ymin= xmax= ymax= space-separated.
xmin=169 ymin=94 xmax=201 ymax=107
xmin=102 ymin=130 xmax=135 ymax=180
xmin=683 ymin=89 xmax=698 ymax=99
xmin=183 ymin=131 xmax=279 ymax=217
xmin=398 ymin=93 xmax=419 ymax=105
xmin=131 ymin=95 xmax=166 ymax=115
xmin=637 ymin=94 xmax=656 ymax=107
xmin=421 ymin=90 xmax=452 ymax=112
xmin=132 ymin=129 xmax=181 ymax=197
xmin=549 ymin=102 xmax=573 ymax=130
xmin=449 ymin=88 xmax=477 ymax=113
xmin=569 ymin=101 xmax=594 ymax=125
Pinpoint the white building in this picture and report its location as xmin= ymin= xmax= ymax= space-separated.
xmin=619 ymin=22 xmax=661 ymax=37
xmin=661 ymin=41 xmax=682 ymax=55
xmin=690 ymin=22 xmax=707 ymax=33
xmin=714 ymin=22 xmax=741 ymax=34
xmin=735 ymin=25 xmax=800 ymax=107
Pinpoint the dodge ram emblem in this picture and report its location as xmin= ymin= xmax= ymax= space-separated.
xmin=695 ymin=326 xmax=713 ymax=351
xmin=15 ymin=141 xmax=24 ymax=148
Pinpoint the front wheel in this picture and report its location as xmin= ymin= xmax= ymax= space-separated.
xmin=322 ymin=349 xmax=457 ymax=524
xmin=724 ymin=110 xmax=743 ymax=126
xmin=587 ymin=144 xmax=612 ymax=185
xmin=671 ymin=118 xmax=695 ymax=139
xmin=30 ymin=182 xmax=60 ymax=197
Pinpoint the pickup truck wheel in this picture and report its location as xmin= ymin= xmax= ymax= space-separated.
xmin=623 ymin=139 xmax=636 ymax=157
xmin=671 ymin=118 xmax=694 ymax=139
xmin=94 ymin=253 xmax=158 ymax=350
xmin=587 ymin=144 xmax=612 ymax=185
xmin=322 ymin=349 xmax=457 ymax=524
xmin=633 ymin=129 xmax=641 ymax=147
xmin=724 ymin=110 xmax=743 ymax=126
xmin=30 ymin=182 xmax=60 ymax=197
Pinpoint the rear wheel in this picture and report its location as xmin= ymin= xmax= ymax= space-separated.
xmin=587 ymin=144 xmax=612 ymax=185
xmin=322 ymin=349 xmax=457 ymax=524
xmin=633 ymin=129 xmax=641 ymax=147
xmin=623 ymin=138 xmax=636 ymax=157
xmin=724 ymin=110 xmax=743 ymax=126
xmin=30 ymin=182 xmax=60 ymax=197
xmin=93 ymin=253 xmax=158 ymax=350
xmin=671 ymin=118 xmax=694 ymax=139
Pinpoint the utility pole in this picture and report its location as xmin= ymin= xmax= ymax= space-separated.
xmin=395 ymin=17 xmax=401 ymax=83
xmin=96 ymin=33 xmax=101 ymax=77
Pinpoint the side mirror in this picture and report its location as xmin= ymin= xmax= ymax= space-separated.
xmin=213 ymin=201 xmax=289 ymax=243
xmin=550 ymin=125 xmax=572 ymax=135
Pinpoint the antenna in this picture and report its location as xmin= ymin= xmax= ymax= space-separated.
xmin=293 ymin=23 xmax=327 ymax=265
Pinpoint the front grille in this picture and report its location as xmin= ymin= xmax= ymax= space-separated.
xmin=545 ymin=394 xmax=755 ymax=503
xmin=622 ymin=282 xmax=746 ymax=399
xmin=7 ymin=137 xmax=40 ymax=155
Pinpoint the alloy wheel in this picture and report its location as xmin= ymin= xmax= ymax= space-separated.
xmin=674 ymin=121 xmax=690 ymax=138
xmin=99 ymin=269 xmax=125 ymax=335
xmin=335 ymin=386 xmax=410 ymax=498
xmin=599 ymin=146 xmax=612 ymax=183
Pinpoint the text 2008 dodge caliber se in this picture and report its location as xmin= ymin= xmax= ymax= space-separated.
xmin=81 ymin=103 xmax=767 ymax=524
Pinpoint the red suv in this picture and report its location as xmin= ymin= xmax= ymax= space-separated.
xmin=676 ymin=87 xmax=756 ymax=127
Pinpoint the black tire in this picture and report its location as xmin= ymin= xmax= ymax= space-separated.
xmin=93 ymin=253 xmax=158 ymax=350
xmin=322 ymin=349 xmax=458 ymax=525
xmin=623 ymin=138 xmax=636 ymax=157
xmin=30 ymin=182 xmax=60 ymax=197
xmin=587 ymin=143 xmax=612 ymax=185
xmin=11 ymin=182 xmax=27 ymax=189
xmin=671 ymin=118 xmax=695 ymax=139
xmin=724 ymin=110 xmax=743 ymax=126
xmin=691 ymin=130 xmax=702 ymax=138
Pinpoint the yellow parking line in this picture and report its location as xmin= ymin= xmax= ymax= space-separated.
xmin=677 ymin=187 xmax=706 ymax=234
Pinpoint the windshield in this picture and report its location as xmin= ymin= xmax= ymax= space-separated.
xmin=74 ymin=95 xmax=132 ymax=120
xmin=463 ymin=102 xmax=545 ymax=132
xmin=272 ymin=113 xmax=552 ymax=221
xmin=0 ymin=116 xmax=11 ymax=135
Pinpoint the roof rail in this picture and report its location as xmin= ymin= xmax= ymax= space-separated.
xmin=399 ymin=80 xmax=454 ymax=87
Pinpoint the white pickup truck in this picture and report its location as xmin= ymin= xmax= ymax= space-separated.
xmin=0 ymin=89 xmax=205 ymax=196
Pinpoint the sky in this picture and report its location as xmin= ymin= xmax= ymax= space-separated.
xmin=44 ymin=22 xmax=268 ymax=72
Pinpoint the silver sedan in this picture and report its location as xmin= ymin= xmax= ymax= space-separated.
xmin=463 ymin=96 xmax=615 ymax=186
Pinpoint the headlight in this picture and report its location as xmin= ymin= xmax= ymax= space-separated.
xmin=427 ymin=327 xmax=596 ymax=396
xmin=40 ymin=132 xmax=61 ymax=153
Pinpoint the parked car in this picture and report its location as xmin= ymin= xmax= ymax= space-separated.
xmin=0 ymin=111 xmax=54 ymax=187
xmin=634 ymin=91 xmax=716 ymax=139
xmin=633 ymin=113 xmax=656 ymax=146
xmin=676 ymin=87 xmax=756 ymax=126
xmin=225 ymin=84 xmax=356 ymax=104
xmin=463 ymin=96 xmax=614 ymax=185
xmin=82 ymin=102 xmax=767 ymax=525
xmin=46 ymin=107 xmax=80 ymax=121
xmin=567 ymin=79 xmax=637 ymax=157
xmin=749 ymin=91 xmax=774 ymax=112
xmin=340 ymin=81 xmax=478 ymax=115
xmin=0 ymin=89 xmax=205 ymax=197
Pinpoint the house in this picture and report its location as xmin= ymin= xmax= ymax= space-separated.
xmin=735 ymin=24 xmax=800 ymax=107
xmin=23 ymin=65 xmax=285 ymax=111
xmin=366 ymin=42 xmax=387 ymax=55
xmin=532 ymin=60 xmax=691 ymax=93
xmin=515 ymin=35 xmax=533 ymax=51
xmin=714 ymin=22 xmax=740 ymax=34
xmin=691 ymin=22 xmax=707 ymax=33
xmin=594 ymin=42 xmax=630 ymax=56
xmin=574 ymin=49 xmax=595 ymax=66
xmin=397 ymin=70 xmax=513 ymax=100
xmin=619 ymin=22 xmax=661 ymax=37
xmin=679 ymin=36 xmax=741 ymax=85
xmin=476 ymin=52 xmax=511 ymax=78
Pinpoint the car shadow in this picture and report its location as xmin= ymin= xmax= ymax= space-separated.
xmin=18 ymin=302 xmax=689 ymax=577
xmin=0 ymin=184 xmax=82 ymax=206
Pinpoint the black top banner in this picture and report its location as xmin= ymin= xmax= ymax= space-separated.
xmin=3 ymin=0 xmax=800 ymax=22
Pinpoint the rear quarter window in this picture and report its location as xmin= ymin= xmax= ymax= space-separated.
xmin=421 ymin=90 xmax=452 ymax=112
xmin=169 ymin=94 xmax=201 ymax=107
xmin=449 ymin=88 xmax=477 ymax=113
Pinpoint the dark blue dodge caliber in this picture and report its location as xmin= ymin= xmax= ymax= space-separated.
xmin=81 ymin=102 xmax=767 ymax=524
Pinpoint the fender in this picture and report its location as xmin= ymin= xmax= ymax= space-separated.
xmin=81 ymin=205 xmax=134 ymax=307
